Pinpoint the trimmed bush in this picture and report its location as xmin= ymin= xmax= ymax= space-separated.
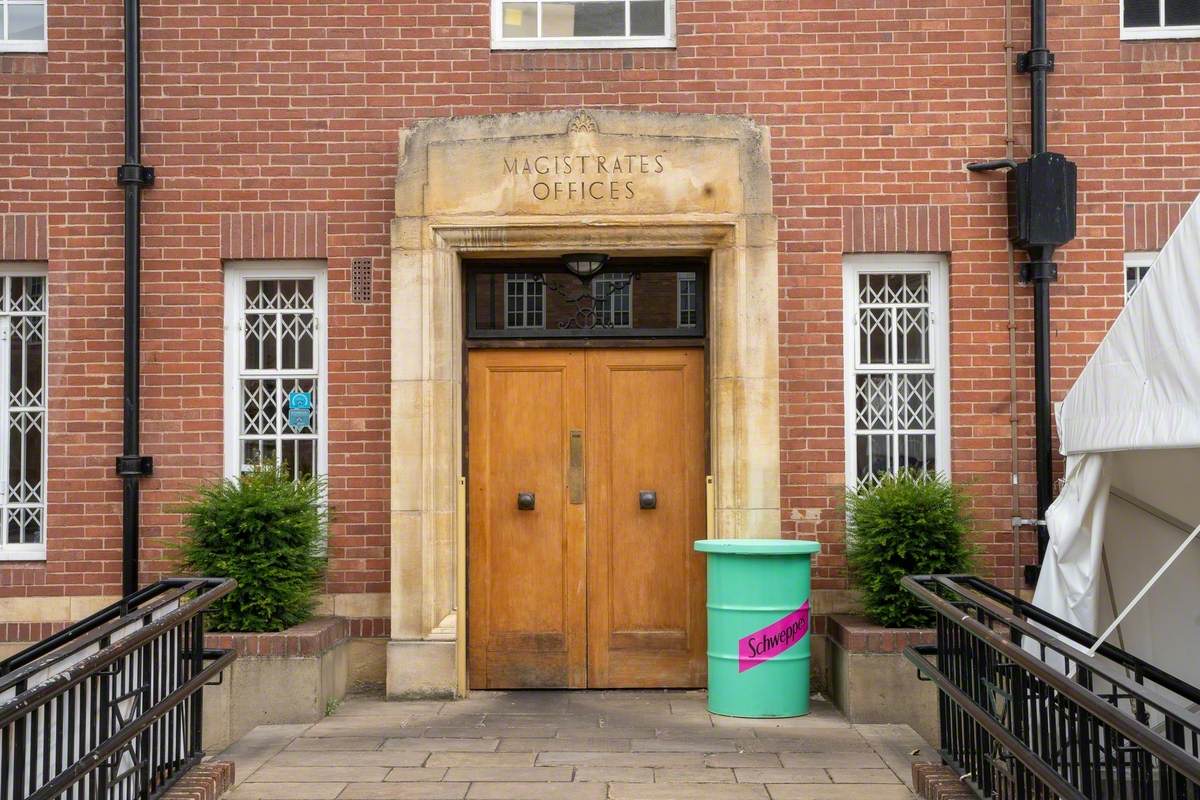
xmin=180 ymin=464 xmax=328 ymax=632
xmin=844 ymin=471 xmax=973 ymax=628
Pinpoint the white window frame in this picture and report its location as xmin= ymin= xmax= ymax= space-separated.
xmin=0 ymin=264 xmax=47 ymax=561
xmin=504 ymin=272 xmax=546 ymax=329
xmin=592 ymin=272 xmax=633 ymax=328
xmin=223 ymin=261 xmax=329 ymax=481
xmin=843 ymin=254 xmax=951 ymax=487
xmin=491 ymin=0 xmax=676 ymax=50
xmin=1124 ymin=251 xmax=1156 ymax=302
xmin=677 ymin=271 xmax=697 ymax=328
xmin=1120 ymin=0 xmax=1200 ymax=39
xmin=1 ymin=0 xmax=48 ymax=53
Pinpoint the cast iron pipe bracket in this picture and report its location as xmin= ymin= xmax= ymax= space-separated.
xmin=116 ymin=164 xmax=155 ymax=187
xmin=116 ymin=455 xmax=154 ymax=477
xmin=1016 ymin=49 xmax=1054 ymax=74
xmin=1020 ymin=260 xmax=1058 ymax=284
xmin=966 ymin=159 xmax=1018 ymax=173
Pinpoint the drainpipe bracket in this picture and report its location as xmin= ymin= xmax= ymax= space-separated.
xmin=1020 ymin=260 xmax=1058 ymax=284
xmin=116 ymin=455 xmax=154 ymax=477
xmin=1016 ymin=49 xmax=1054 ymax=74
xmin=116 ymin=164 xmax=155 ymax=188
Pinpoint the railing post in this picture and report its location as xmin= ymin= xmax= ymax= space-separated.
xmin=190 ymin=611 xmax=204 ymax=758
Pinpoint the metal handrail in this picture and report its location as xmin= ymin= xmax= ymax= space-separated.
xmin=903 ymin=574 xmax=1200 ymax=785
xmin=0 ymin=577 xmax=236 ymax=800
xmin=904 ymin=645 xmax=1088 ymax=800
xmin=955 ymin=574 xmax=1200 ymax=708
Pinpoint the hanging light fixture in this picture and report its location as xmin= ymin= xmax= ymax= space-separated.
xmin=561 ymin=252 xmax=609 ymax=279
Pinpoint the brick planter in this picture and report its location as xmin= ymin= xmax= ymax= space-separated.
xmin=162 ymin=761 xmax=235 ymax=800
xmin=202 ymin=617 xmax=350 ymax=752
xmin=826 ymin=614 xmax=939 ymax=746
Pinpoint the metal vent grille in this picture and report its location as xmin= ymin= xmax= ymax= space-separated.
xmin=351 ymin=258 xmax=373 ymax=303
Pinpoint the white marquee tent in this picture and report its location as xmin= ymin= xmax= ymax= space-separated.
xmin=1033 ymin=192 xmax=1200 ymax=695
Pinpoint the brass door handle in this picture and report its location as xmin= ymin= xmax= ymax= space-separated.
xmin=517 ymin=492 xmax=535 ymax=511
xmin=639 ymin=491 xmax=657 ymax=510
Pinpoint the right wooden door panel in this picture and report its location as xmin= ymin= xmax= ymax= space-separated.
xmin=585 ymin=349 xmax=707 ymax=688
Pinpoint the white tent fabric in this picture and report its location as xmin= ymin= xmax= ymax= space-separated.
xmin=1033 ymin=193 xmax=1200 ymax=692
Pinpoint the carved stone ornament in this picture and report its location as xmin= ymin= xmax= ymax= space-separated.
xmin=567 ymin=111 xmax=599 ymax=134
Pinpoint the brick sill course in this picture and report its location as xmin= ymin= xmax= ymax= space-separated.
xmin=828 ymin=613 xmax=934 ymax=654
xmin=162 ymin=760 xmax=234 ymax=800
xmin=204 ymin=616 xmax=348 ymax=658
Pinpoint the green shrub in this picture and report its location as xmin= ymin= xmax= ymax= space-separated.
xmin=844 ymin=471 xmax=973 ymax=628
xmin=180 ymin=464 xmax=328 ymax=632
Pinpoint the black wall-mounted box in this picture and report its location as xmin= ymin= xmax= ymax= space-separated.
xmin=1007 ymin=151 xmax=1077 ymax=251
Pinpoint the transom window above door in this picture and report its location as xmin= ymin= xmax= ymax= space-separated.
xmin=492 ymin=0 xmax=674 ymax=49
xmin=466 ymin=258 xmax=705 ymax=339
xmin=1122 ymin=0 xmax=1200 ymax=38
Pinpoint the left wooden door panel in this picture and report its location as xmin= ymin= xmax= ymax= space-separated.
xmin=467 ymin=350 xmax=588 ymax=689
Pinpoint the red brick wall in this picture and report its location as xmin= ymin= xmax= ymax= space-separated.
xmin=1 ymin=0 xmax=1198 ymax=608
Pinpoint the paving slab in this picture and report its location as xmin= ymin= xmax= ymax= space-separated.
xmin=340 ymin=783 xmax=469 ymax=799
xmin=216 ymin=689 xmax=933 ymax=800
xmin=465 ymin=782 xmax=608 ymax=799
xmin=765 ymin=785 xmax=915 ymax=799
xmin=226 ymin=783 xmax=345 ymax=799
xmin=609 ymin=783 xmax=770 ymax=799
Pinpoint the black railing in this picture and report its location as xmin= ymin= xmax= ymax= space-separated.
xmin=904 ymin=574 xmax=1200 ymax=800
xmin=0 ymin=578 xmax=235 ymax=800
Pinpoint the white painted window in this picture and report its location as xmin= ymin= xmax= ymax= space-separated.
xmin=1122 ymin=0 xmax=1200 ymax=39
xmin=843 ymin=255 xmax=950 ymax=486
xmin=677 ymin=272 xmax=697 ymax=328
xmin=492 ymin=0 xmax=674 ymax=50
xmin=0 ymin=267 xmax=46 ymax=561
xmin=505 ymin=273 xmax=545 ymax=329
xmin=592 ymin=272 xmax=632 ymax=328
xmin=1125 ymin=251 xmax=1156 ymax=302
xmin=224 ymin=262 xmax=328 ymax=482
xmin=1 ymin=0 xmax=46 ymax=52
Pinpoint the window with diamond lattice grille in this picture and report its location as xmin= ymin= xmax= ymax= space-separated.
xmin=0 ymin=269 xmax=46 ymax=560
xmin=224 ymin=264 xmax=327 ymax=482
xmin=843 ymin=255 xmax=950 ymax=486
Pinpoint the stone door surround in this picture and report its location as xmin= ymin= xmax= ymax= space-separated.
xmin=389 ymin=109 xmax=780 ymax=697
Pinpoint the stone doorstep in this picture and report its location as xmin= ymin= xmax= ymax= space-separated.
xmin=162 ymin=760 xmax=235 ymax=800
xmin=205 ymin=617 xmax=349 ymax=658
xmin=912 ymin=762 xmax=974 ymax=800
xmin=828 ymin=614 xmax=934 ymax=654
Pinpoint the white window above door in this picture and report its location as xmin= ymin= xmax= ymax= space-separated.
xmin=1122 ymin=0 xmax=1200 ymax=39
xmin=843 ymin=254 xmax=951 ymax=487
xmin=1125 ymin=251 xmax=1156 ymax=301
xmin=492 ymin=0 xmax=674 ymax=49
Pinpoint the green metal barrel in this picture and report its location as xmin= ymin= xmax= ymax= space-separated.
xmin=693 ymin=539 xmax=821 ymax=718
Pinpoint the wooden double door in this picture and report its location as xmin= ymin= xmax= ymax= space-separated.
xmin=467 ymin=348 xmax=707 ymax=689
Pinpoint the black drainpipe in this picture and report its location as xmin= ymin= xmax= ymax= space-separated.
xmin=969 ymin=0 xmax=1076 ymax=585
xmin=116 ymin=0 xmax=154 ymax=597
xmin=1023 ymin=0 xmax=1058 ymax=581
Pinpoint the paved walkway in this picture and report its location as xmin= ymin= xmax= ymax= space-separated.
xmin=216 ymin=691 xmax=929 ymax=799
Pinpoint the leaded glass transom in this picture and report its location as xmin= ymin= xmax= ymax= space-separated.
xmin=236 ymin=277 xmax=321 ymax=480
xmin=850 ymin=267 xmax=941 ymax=484
xmin=0 ymin=272 xmax=46 ymax=555
xmin=505 ymin=273 xmax=545 ymax=329
xmin=592 ymin=273 xmax=632 ymax=328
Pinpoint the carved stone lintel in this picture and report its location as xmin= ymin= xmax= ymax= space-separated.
xmin=567 ymin=111 xmax=599 ymax=134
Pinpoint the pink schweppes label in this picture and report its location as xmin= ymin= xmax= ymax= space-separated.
xmin=738 ymin=601 xmax=811 ymax=673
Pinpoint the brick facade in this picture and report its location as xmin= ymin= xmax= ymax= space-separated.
xmin=1 ymin=0 xmax=1199 ymax=628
